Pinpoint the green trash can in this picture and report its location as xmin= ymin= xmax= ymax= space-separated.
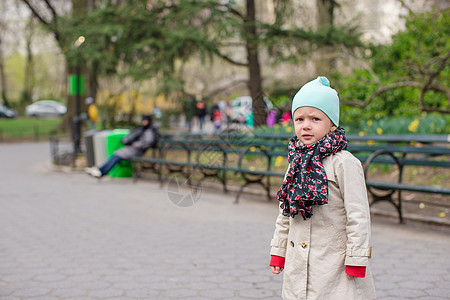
xmin=105 ymin=129 xmax=133 ymax=178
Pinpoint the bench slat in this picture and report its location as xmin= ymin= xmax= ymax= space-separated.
xmin=365 ymin=180 xmax=450 ymax=195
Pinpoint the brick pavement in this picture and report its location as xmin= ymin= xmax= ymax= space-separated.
xmin=0 ymin=142 xmax=449 ymax=299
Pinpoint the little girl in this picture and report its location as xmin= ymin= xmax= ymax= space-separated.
xmin=269 ymin=77 xmax=376 ymax=299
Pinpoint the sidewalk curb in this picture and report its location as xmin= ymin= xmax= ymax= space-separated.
xmin=370 ymin=207 xmax=450 ymax=227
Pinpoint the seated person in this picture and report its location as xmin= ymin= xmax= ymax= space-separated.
xmin=85 ymin=115 xmax=157 ymax=178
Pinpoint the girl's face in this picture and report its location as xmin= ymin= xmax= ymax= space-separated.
xmin=293 ymin=106 xmax=336 ymax=145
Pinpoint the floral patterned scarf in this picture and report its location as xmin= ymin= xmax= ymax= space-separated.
xmin=277 ymin=127 xmax=347 ymax=219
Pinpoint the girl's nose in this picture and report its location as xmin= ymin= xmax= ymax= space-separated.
xmin=302 ymin=120 xmax=312 ymax=129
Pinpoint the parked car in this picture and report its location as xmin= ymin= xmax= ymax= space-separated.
xmin=229 ymin=96 xmax=273 ymax=124
xmin=26 ymin=100 xmax=67 ymax=118
xmin=0 ymin=104 xmax=17 ymax=118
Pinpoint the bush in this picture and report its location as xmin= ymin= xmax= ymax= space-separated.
xmin=254 ymin=114 xmax=450 ymax=136
xmin=334 ymin=9 xmax=449 ymax=126
xmin=346 ymin=114 xmax=449 ymax=135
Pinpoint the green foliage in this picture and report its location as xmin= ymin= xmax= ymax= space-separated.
xmin=61 ymin=0 xmax=238 ymax=87
xmin=346 ymin=114 xmax=450 ymax=135
xmin=336 ymin=9 xmax=449 ymax=125
xmin=57 ymin=0 xmax=364 ymax=101
xmin=0 ymin=118 xmax=62 ymax=139
xmin=371 ymin=9 xmax=449 ymax=78
xmin=263 ymin=23 xmax=362 ymax=64
xmin=253 ymin=123 xmax=294 ymax=136
xmin=253 ymin=114 xmax=449 ymax=136
xmin=4 ymin=52 xmax=65 ymax=109
xmin=4 ymin=52 xmax=26 ymax=101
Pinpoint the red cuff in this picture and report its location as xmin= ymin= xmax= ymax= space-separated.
xmin=346 ymin=265 xmax=366 ymax=277
xmin=270 ymin=255 xmax=285 ymax=268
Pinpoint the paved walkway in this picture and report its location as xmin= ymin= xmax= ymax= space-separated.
xmin=0 ymin=142 xmax=449 ymax=299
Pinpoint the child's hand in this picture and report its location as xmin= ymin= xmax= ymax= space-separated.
xmin=271 ymin=266 xmax=283 ymax=274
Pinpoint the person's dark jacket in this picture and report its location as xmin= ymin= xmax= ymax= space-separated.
xmin=115 ymin=126 xmax=156 ymax=160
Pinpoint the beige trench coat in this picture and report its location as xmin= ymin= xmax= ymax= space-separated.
xmin=270 ymin=150 xmax=376 ymax=300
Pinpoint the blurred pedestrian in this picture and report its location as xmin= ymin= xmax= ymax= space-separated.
xmin=196 ymin=100 xmax=207 ymax=131
xmin=211 ymin=99 xmax=222 ymax=130
xmin=85 ymin=115 xmax=157 ymax=178
xmin=266 ymin=109 xmax=277 ymax=127
xmin=280 ymin=111 xmax=291 ymax=126
xmin=153 ymin=104 xmax=162 ymax=119
xmin=85 ymin=97 xmax=99 ymax=130
xmin=153 ymin=104 xmax=162 ymax=127
xmin=269 ymin=76 xmax=376 ymax=299
xmin=183 ymin=96 xmax=196 ymax=132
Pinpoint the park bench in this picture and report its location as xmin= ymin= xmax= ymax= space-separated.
xmin=359 ymin=134 xmax=450 ymax=223
xmin=129 ymin=132 xmax=450 ymax=223
xmin=130 ymin=132 xmax=288 ymax=202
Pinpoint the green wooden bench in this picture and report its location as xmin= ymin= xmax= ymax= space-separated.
xmin=363 ymin=147 xmax=450 ymax=223
xmin=130 ymin=133 xmax=287 ymax=201
xmin=130 ymin=132 xmax=449 ymax=221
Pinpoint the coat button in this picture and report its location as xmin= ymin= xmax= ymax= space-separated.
xmin=301 ymin=242 xmax=308 ymax=249
xmin=290 ymin=241 xmax=294 ymax=247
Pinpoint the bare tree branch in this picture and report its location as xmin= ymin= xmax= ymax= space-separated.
xmin=422 ymin=107 xmax=450 ymax=113
xmin=396 ymin=0 xmax=414 ymax=15
xmin=21 ymin=0 xmax=50 ymax=26
xmin=20 ymin=0 xmax=63 ymax=43
xmin=342 ymin=50 xmax=450 ymax=114
xmin=342 ymin=81 xmax=449 ymax=111
xmin=426 ymin=84 xmax=450 ymax=98
xmin=204 ymin=78 xmax=248 ymax=99
xmin=214 ymin=3 xmax=244 ymax=20
xmin=213 ymin=49 xmax=248 ymax=67
xmin=419 ymin=49 xmax=450 ymax=111
xmin=43 ymin=0 xmax=58 ymax=20
xmin=341 ymin=81 xmax=422 ymax=107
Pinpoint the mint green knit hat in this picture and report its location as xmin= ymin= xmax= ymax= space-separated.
xmin=291 ymin=76 xmax=339 ymax=126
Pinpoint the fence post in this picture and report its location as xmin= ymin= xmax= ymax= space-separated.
xmin=49 ymin=135 xmax=60 ymax=165
xmin=50 ymin=136 xmax=55 ymax=163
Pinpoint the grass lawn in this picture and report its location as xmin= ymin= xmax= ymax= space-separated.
xmin=0 ymin=118 xmax=64 ymax=140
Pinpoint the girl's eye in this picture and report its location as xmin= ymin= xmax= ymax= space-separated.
xmin=313 ymin=117 xmax=320 ymax=121
xmin=296 ymin=118 xmax=303 ymax=122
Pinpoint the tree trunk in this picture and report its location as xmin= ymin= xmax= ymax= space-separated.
xmin=317 ymin=0 xmax=334 ymax=28
xmin=22 ymin=20 xmax=34 ymax=104
xmin=245 ymin=0 xmax=265 ymax=127
xmin=0 ymin=34 xmax=9 ymax=107
xmin=316 ymin=0 xmax=337 ymax=75
xmin=70 ymin=0 xmax=89 ymax=154
xmin=88 ymin=60 xmax=99 ymax=100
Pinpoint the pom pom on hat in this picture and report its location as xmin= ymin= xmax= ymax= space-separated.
xmin=291 ymin=76 xmax=340 ymax=126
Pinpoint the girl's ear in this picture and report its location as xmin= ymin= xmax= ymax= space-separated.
xmin=330 ymin=125 xmax=337 ymax=132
